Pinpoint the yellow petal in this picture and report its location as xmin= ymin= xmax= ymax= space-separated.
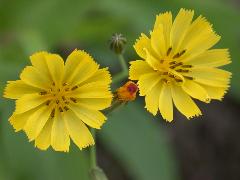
xmin=133 ymin=33 xmax=152 ymax=59
xmin=129 ymin=60 xmax=154 ymax=80
xmin=145 ymin=82 xmax=162 ymax=115
xmin=201 ymin=85 xmax=228 ymax=100
xmin=154 ymin=11 xmax=172 ymax=48
xmin=145 ymin=49 xmax=161 ymax=70
xmin=187 ymin=67 xmax=231 ymax=87
xmin=182 ymin=80 xmax=210 ymax=103
xmin=63 ymin=49 xmax=99 ymax=86
xmin=170 ymin=9 xmax=194 ymax=53
xmin=20 ymin=66 xmax=51 ymax=90
xmin=181 ymin=16 xmax=220 ymax=56
xmin=15 ymin=94 xmax=47 ymax=114
xmin=45 ymin=53 xmax=64 ymax=85
xmin=184 ymin=49 xmax=231 ymax=67
xmin=83 ymin=68 xmax=112 ymax=85
xmin=35 ymin=118 xmax=54 ymax=150
xmin=171 ymin=85 xmax=202 ymax=119
xmin=30 ymin=51 xmax=52 ymax=80
xmin=151 ymin=24 xmax=166 ymax=57
xmin=76 ymin=98 xmax=112 ymax=110
xmin=64 ymin=110 xmax=94 ymax=150
xmin=9 ymin=109 xmax=36 ymax=132
xmin=138 ymin=72 xmax=161 ymax=96
xmin=159 ymin=84 xmax=173 ymax=122
xmin=4 ymin=80 xmax=41 ymax=99
xmin=24 ymin=105 xmax=52 ymax=141
xmin=70 ymin=103 xmax=106 ymax=129
xmin=51 ymin=111 xmax=70 ymax=152
xmin=72 ymin=82 xmax=112 ymax=99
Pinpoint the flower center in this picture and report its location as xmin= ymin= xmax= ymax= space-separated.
xmin=158 ymin=47 xmax=193 ymax=84
xmin=39 ymin=82 xmax=79 ymax=117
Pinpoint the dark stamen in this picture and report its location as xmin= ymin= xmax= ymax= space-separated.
xmin=167 ymin=47 xmax=172 ymax=56
xmin=65 ymin=101 xmax=70 ymax=105
xmin=71 ymin=86 xmax=78 ymax=91
xmin=184 ymin=76 xmax=194 ymax=80
xmin=169 ymin=74 xmax=175 ymax=78
xmin=46 ymin=100 xmax=51 ymax=106
xmin=173 ymin=50 xmax=186 ymax=59
xmin=65 ymin=88 xmax=70 ymax=91
xmin=62 ymin=96 xmax=66 ymax=101
xmin=64 ymin=106 xmax=69 ymax=111
xmin=162 ymin=72 xmax=168 ymax=75
xmin=169 ymin=61 xmax=177 ymax=65
xmin=160 ymin=59 xmax=164 ymax=63
xmin=176 ymin=69 xmax=189 ymax=73
xmin=52 ymin=82 xmax=55 ymax=86
xmin=175 ymin=79 xmax=183 ymax=82
xmin=39 ymin=91 xmax=47 ymax=95
xmin=70 ymin=97 xmax=77 ymax=103
xmin=50 ymin=109 xmax=55 ymax=118
xmin=170 ymin=62 xmax=183 ymax=69
xmin=59 ymin=107 xmax=63 ymax=112
xmin=56 ymin=100 xmax=59 ymax=104
xmin=62 ymin=82 xmax=67 ymax=86
xmin=181 ymin=65 xmax=193 ymax=68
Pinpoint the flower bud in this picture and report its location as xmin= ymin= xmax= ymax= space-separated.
xmin=109 ymin=33 xmax=127 ymax=54
xmin=115 ymin=81 xmax=138 ymax=102
xmin=89 ymin=167 xmax=108 ymax=180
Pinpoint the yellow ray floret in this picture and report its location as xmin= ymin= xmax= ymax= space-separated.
xmin=3 ymin=49 xmax=113 ymax=152
xmin=129 ymin=8 xmax=232 ymax=121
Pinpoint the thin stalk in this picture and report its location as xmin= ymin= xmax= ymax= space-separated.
xmin=117 ymin=54 xmax=128 ymax=73
xmin=90 ymin=129 xmax=97 ymax=169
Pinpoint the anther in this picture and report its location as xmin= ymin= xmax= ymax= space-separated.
xmin=52 ymin=82 xmax=55 ymax=86
xmin=46 ymin=100 xmax=51 ymax=106
xmin=175 ymin=79 xmax=183 ymax=82
xmin=170 ymin=62 xmax=183 ymax=69
xmin=56 ymin=100 xmax=59 ymax=104
xmin=65 ymin=101 xmax=70 ymax=105
xmin=160 ymin=60 xmax=164 ymax=63
xmin=184 ymin=76 xmax=194 ymax=80
xmin=62 ymin=82 xmax=67 ymax=86
xmin=169 ymin=74 xmax=175 ymax=78
xmin=169 ymin=61 xmax=177 ymax=65
xmin=167 ymin=47 xmax=172 ymax=56
xmin=65 ymin=88 xmax=70 ymax=91
xmin=70 ymin=97 xmax=77 ymax=103
xmin=71 ymin=86 xmax=78 ymax=91
xmin=181 ymin=65 xmax=193 ymax=68
xmin=176 ymin=69 xmax=189 ymax=73
xmin=64 ymin=106 xmax=69 ymax=111
xmin=162 ymin=72 xmax=168 ymax=75
xmin=39 ymin=91 xmax=47 ymax=95
xmin=173 ymin=50 xmax=186 ymax=59
xmin=59 ymin=107 xmax=64 ymax=112
xmin=50 ymin=109 xmax=55 ymax=118
xmin=62 ymin=96 xmax=66 ymax=101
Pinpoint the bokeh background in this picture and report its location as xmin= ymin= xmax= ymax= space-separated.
xmin=0 ymin=0 xmax=239 ymax=180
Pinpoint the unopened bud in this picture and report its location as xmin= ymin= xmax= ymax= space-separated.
xmin=90 ymin=167 xmax=108 ymax=180
xmin=115 ymin=81 xmax=138 ymax=102
xmin=109 ymin=33 xmax=127 ymax=54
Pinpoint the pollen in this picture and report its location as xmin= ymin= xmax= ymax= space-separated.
xmin=39 ymin=82 xmax=77 ymax=113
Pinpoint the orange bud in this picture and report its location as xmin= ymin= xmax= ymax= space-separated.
xmin=115 ymin=81 xmax=138 ymax=102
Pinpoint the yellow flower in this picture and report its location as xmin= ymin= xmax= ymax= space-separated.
xmin=4 ymin=49 xmax=112 ymax=152
xmin=129 ymin=9 xmax=231 ymax=122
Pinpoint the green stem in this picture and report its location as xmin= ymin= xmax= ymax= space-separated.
xmin=117 ymin=54 xmax=128 ymax=73
xmin=90 ymin=129 xmax=97 ymax=169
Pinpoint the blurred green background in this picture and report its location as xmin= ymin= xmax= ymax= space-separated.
xmin=0 ymin=0 xmax=239 ymax=180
